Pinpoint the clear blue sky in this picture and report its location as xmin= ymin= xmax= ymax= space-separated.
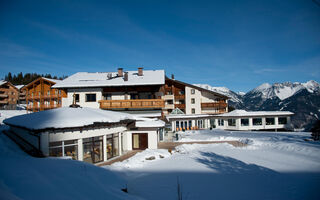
xmin=0 ymin=0 xmax=319 ymax=92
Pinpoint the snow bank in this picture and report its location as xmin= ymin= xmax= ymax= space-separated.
xmin=0 ymin=133 xmax=139 ymax=200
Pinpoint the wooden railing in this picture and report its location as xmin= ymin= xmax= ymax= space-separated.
xmin=99 ymin=99 xmax=165 ymax=109
xmin=0 ymin=94 xmax=8 ymax=98
xmin=175 ymin=95 xmax=185 ymax=100
xmin=27 ymin=94 xmax=62 ymax=100
xmin=174 ymin=104 xmax=186 ymax=109
xmin=201 ymin=102 xmax=227 ymax=109
xmin=27 ymin=104 xmax=61 ymax=111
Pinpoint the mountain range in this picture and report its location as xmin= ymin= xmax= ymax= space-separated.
xmin=194 ymin=80 xmax=320 ymax=131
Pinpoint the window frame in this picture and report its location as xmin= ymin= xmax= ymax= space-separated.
xmin=85 ymin=93 xmax=96 ymax=102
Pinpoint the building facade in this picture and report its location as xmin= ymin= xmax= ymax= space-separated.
xmin=53 ymin=68 xmax=229 ymax=118
xmin=0 ymin=81 xmax=19 ymax=109
xmin=25 ymin=77 xmax=67 ymax=112
xmin=213 ymin=110 xmax=294 ymax=131
xmin=4 ymin=107 xmax=164 ymax=164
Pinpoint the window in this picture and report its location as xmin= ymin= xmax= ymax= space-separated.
xmin=176 ymin=121 xmax=180 ymax=129
xmin=218 ymin=119 xmax=224 ymax=126
xmin=241 ymin=118 xmax=249 ymax=126
xmin=107 ymin=133 xmax=119 ymax=159
xmin=253 ymin=118 xmax=262 ymax=126
xmin=228 ymin=119 xmax=236 ymax=126
xmin=278 ymin=117 xmax=287 ymax=125
xmin=191 ymin=89 xmax=195 ymax=94
xmin=104 ymin=93 xmax=111 ymax=100
xmin=167 ymin=91 xmax=172 ymax=95
xmin=266 ymin=118 xmax=275 ymax=125
xmin=188 ymin=120 xmax=192 ymax=129
xmin=75 ymin=94 xmax=80 ymax=102
xmin=86 ymin=94 xmax=96 ymax=102
xmin=191 ymin=98 xmax=195 ymax=104
xmin=49 ymin=140 xmax=78 ymax=160
xmin=83 ymin=137 xmax=103 ymax=163
xmin=192 ymin=108 xmax=195 ymax=114
xmin=179 ymin=90 xmax=185 ymax=95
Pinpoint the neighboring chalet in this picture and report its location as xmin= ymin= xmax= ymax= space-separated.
xmin=25 ymin=77 xmax=67 ymax=112
xmin=214 ymin=110 xmax=294 ymax=131
xmin=3 ymin=107 xmax=164 ymax=164
xmin=0 ymin=80 xmax=19 ymax=109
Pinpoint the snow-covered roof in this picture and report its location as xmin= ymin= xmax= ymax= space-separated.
xmin=15 ymin=85 xmax=24 ymax=90
xmin=0 ymin=80 xmax=7 ymax=86
xmin=166 ymin=114 xmax=213 ymax=120
xmin=42 ymin=77 xmax=61 ymax=83
xmin=135 ymin=118 xmax=165 ymax=128
xmin=4 ymin=107 xmax=135 ymax=131
xmin=217 ymin=110 xmax=294 ymax=117
xmin=52 ymin=70 xmax=165 ymax=88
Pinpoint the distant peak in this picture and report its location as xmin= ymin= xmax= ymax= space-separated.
xmin=255 ymin=83 xmax=271 ymax=91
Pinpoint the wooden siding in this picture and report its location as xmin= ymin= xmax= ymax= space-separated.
xmin=99 ymin=99 xmax=165 ymax=109
xmin=0 ymin=82 xmax=19 ymax=106
xmin=25 ymin=78 xmax=67 ymax=112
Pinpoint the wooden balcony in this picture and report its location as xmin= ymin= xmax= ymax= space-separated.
xmin=27 ymin=94 xmax=61 ymax=100
xmin=0 ymin=94 xmax=8 ymax=98
xmin=27 ymin=104 xmax=61 ymax=111
xmin=175 ymin=95 xmax=185 ymax=100
xmin=201 ymin=102 xmax=227 ymax=109
xmin=174 ymin=104 xmax=186 ymax=109
xmin=99 ymin=99 xmax=165 ymax=109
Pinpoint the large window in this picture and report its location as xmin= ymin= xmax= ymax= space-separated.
xmin=278 ymin=117 xmax=287 ymax=125
xmin=266 ymin=118 xmax=275 ymax=125
xmin=75 ymin=94 xmax=80 ymax=102
xmin=241 ymin=118 xmax=249 ymax=126
xmin=218 ymin=119 xmax=224 ymax=126
xmin=83 ymin=137 xmax=103 ymax=163
xmin=107 ymin=133 xmax=119 ymax=159
xmin=228 ymin=119 xmax=236 ymax=126
xmin=85 ymin=94 xmax=96 ymax=102
xmin=253 ymin=118 xmax=262 ymax=126
xmin=49 ymin=140 xmax=78 ymax=160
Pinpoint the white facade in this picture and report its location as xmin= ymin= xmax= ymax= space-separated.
xmin=63 ymin=88 xmax=103 ymax=108
xmin=4 ymin=107 xmax=164 ymax=164
xmin=213 ymin=110 xmax=294 ymax=131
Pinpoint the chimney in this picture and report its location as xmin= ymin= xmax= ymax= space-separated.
xmin=118 ymin=68 xmax=123 ymax=77
xmin=171 ymin=74 xmax=175 ymax=79
xmin=124 ymin=72 xmax=128 ymax=81
xmin=138 ymin=67 xmax=143 ymax=76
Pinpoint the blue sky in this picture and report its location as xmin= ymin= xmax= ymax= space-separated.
xmin=0 ymin=0 xmax=319 ymax=92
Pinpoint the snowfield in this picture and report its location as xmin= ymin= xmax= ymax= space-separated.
xmin=0 ymin=128 xmax=139 ymax=200
xmin=106 ymin=130 xmax=320 ymax=200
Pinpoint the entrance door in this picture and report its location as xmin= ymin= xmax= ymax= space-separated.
xmin=132 ymin=133 xmax=148 ymax=150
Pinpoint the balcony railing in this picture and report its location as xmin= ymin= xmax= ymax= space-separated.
xmin=174 ymin=104 xmax=186 ymax=109
xmin=99 ymin=99 xmax=165 ymax=109
xmin=27 ymin=94 xmax=61 ymax=100
xmin=27 ymin=104 xmax=61 ymax=111
xmin=0 ymin=94 xmax=8 ymax=98
xmin=201 ymin=102 xmax=227 ymax=109
xmin=175 ymin=95 xmax=185 ymax=100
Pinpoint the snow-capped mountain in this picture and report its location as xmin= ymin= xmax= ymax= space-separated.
xmin=195 ymin=81 xmax=320 ymax=130
xmin=248 ymin=80 xmax=319 ymax=101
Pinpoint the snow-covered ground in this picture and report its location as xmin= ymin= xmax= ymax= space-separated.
xmin=107 ymin=130 xmax=320 ymax=200
xmin=0 ymin=110 xmax=26 ymax=124
xmin=0 ymin=130 xmax=139 ymax=200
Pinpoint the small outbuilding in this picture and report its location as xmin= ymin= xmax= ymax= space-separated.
xmin=4 ymin=107 xmax=164 ymax=164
